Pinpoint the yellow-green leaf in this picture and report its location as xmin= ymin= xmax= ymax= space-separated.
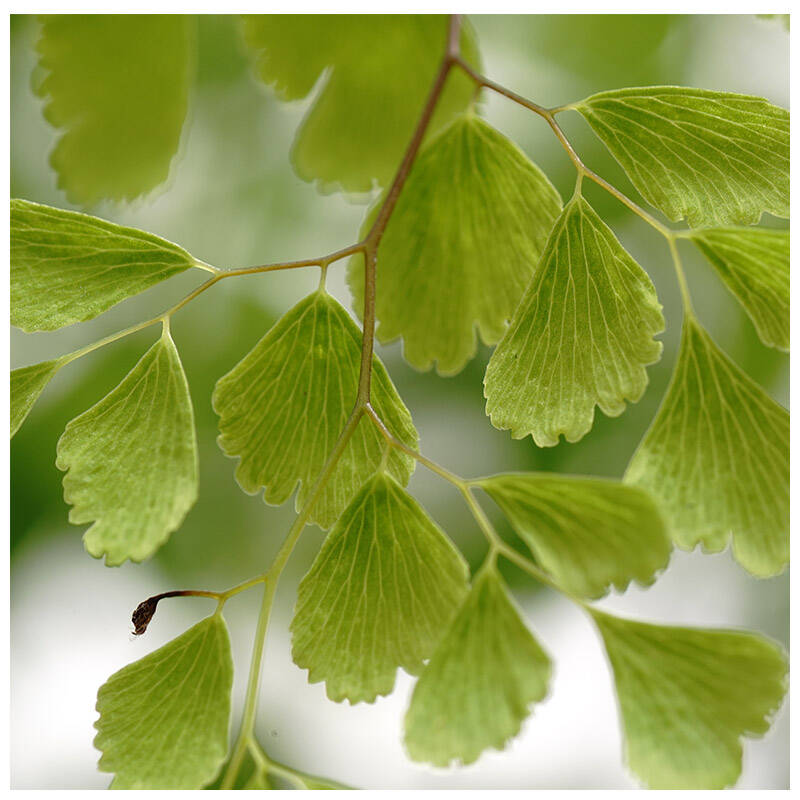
xmin=404 ymin=565 xmax=551 ymax=766
xmin=576 ymin=87 xmax=789 ymax=227
xmin=213 ymin=290 xmax=417 ymax=529
xmin=291 ymin=472 xmax=469 ymax=704
xmin=592 ymin=609 xmax=788 ymax=789
xmin=35 ymin=15 xmax=194 ymax=205
xmin=626 ymin=316 xmax=788 ymax=577
xmin=480 ymin=473 xmax=670 ymax=598
xmin=56 ymin=331 xmax=198 ymax=565
xmin=241 ymin=14 xmax=480 ymax=192
xmin=11 ymin=358 xmax=63 ymax=437
xmin=348 ymin=113 xmax=562 ymax=375
xmin=11 ymin=199 xmax=197 ymax=332
xmin=485 ymin=195 xmax=664 ymax=447
xmin=688 ymin=227 xmax=789 ymax=351
xmin=95 ymin=615 xmax=233 ymax=789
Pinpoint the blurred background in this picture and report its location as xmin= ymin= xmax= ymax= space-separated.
xmin=10 ymin=14 xmax=789 ymax=789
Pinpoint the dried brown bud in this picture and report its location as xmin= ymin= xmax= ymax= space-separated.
xmin=131 ymin=596 xmax=160 ymax=635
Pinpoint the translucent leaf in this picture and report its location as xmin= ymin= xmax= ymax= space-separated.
xmin=291 ymin=472 xmax=468 ymax=703
xmin=213 ymin=290 xmax=417 ymax=529
xmin=241 ymin=14 xmax=480 ymax=192
xmin=348 ymin=113 xmax=562 ymax=375
xmin=404 ymin=565 xmax=551 ymax=766
xmin=625 ymin=316 xmax=788 ymax=577
xmin=11 ymin=358 xmax=62 ymax=437
xmin=688 ymin=227 xmax=789 ymax=351
xmin=56 ymin=331 xmax=198 ymax=565
xmin=95 ymin=614 xmax=233 ymax=789
xmin=591 ymin=609 xmax=788 ymax=789
xmin=35 ymin=15 xmax=194 ymax=205
xmin=11 ymin=199 xmax=197 ymax=332
xmin=484 ymin=196 xmax=664 ymax=447
xmin=576 ymin=87 xmax=789 ymax=227
xmin=479 ymin=473 xmax=670 ymax=598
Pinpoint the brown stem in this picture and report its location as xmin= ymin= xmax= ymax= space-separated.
xmin=222 ymin=18 xmax=468 ymax=788
xmin=356 ymin=14 xmax=464 ymax=404
xmin=365 ymin=16 xmax=462 ymax=248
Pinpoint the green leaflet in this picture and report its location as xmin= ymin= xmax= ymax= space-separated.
xmin=591 ymin=610 xmax=787 ymax=789
xmin=688 ymin=227 xmax=789 ymax=351
xmin=291 ymin=472 xmax=469 ymax=704
xmin=11 ymin=358 xmax=63 ymax=437
xmin=11 ymin=199 xmax=197 ymax=332
xmin=576 ymin=87 xmax=789 ymax=228
xmin=35 ymin=15 xmax=194 ymax=205
xmin=95 ymin=615 xmax=233 ymax=789
xmin=484 ymin=195 xmax=664 ymax=447
xmin=479 ymin=473 xmax=670 ymax=599
xmin=348 ymin=113 xmax=562 ymax=376
xmin=56 ymin=331 xmax=198 ymax=565
xmin=404 ymin=565 xmax=551 ymax=766
xmin=241 ymin=15 xmax=480 ymax=192
xmin=625 ymin=316 xmax=788 ymax=577
xmin=213 ymin=290 xmax=417 ymax=529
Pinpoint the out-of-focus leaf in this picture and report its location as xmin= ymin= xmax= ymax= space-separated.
xmin=241 ymin=14 xmax=480 ymax=192
xmin=35 ymin=14 xmax=194 ymax=204
xmin=11 ymin=358 xmax=62 ymax=437
xmin=526 ymin=15 xmax=683 ymax=92
xmin=479 ymin=472 xmax=670 ymax=598
xmin=348 ymin=113 xmax=561 ymax=375
xmin=626 ymin=316 xmax=788 ymax=577
xmin=688 ymin=227 xmax=789 ymax=351
xmin=592 ymin=609 xmax=788 ymax=788
xmin=404 ymin=564 xmax=551 ymax=765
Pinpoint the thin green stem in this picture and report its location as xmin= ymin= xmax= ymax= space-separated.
xmin=453 ymin=57 xmax=551 ymax=118
xmin=668 ymin=236 xmax=695 ymax=316
xmin=56 ymin=244 xmax=364 ymax=370
xmin=222 ymin=241 xmax=363 ymax=280
xmin=493 ymin=538 xmax=587 ymax=607
xmin=224 ymin=16 xmax=468 ymax=787
xmin=364 ymin=403 xmax=466 ymax=488
xmin=248 ymin=739 xmax=330 ymax=790
xmin=219 ymin=574 xmax=268 ymax=601
xmin=58 ymin=316 xmax=161 ymax=367
xmin=365 ymin=403 xmax=590 ymax=610
xmin=543 ymin=111 xmax=673 ymax=239
xmin=458 ymin=485 xmax=503 ymax=553
xmin=192 ymin=259 xmax=221 ymax=275
xmin=581 ymin=163 xmax=674 ymax=239
xmin=220 ymin=407 xmax=364 ymax=789
xmin=452 ymin=60 xmax=675 ymax=241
